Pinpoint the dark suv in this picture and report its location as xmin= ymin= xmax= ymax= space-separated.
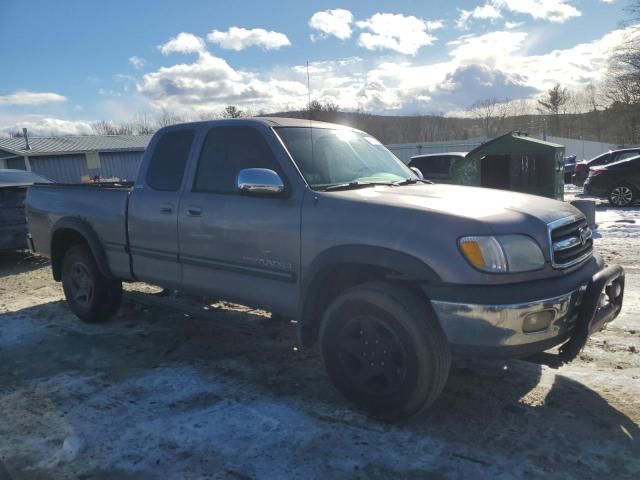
xmin=408 ymin=153 xmax=466 ymax=183
xmin=573 ymin=148 xmax=640 ymax=186
xmin=584 ymin=155 xmax=640 ymax=206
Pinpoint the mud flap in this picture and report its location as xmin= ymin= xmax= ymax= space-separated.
xmin=559 ymin=264 xmax=625 ymax=362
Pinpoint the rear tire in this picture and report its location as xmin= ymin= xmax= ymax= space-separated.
xmin=61 ymin=244 xmax=122 ymax=323
xmin=319 ymin=282 xmax=450 ymax=420
xmin=608 ymin=184 xmax=635 ymax=207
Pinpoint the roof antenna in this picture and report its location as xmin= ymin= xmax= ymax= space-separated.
xmin=22 ymin=128 xmax=31 ymax=150
xmin=306 ymin=61 xmax=312 ymax=120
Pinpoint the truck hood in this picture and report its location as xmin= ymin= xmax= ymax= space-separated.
xmin=328 ymin=183 xmax=579 ymax=228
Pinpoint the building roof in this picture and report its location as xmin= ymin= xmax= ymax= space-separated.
xmin=0 ymin=134 xmax=152 ymax=157
xmin=467 ymin=132 xmax=564 ymax=157
xmin=410 ymin=152 xmax=467 ymax=160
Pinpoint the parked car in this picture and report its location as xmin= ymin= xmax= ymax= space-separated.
xmin=572 ymin=148 xmax=640 ymax=186
xmin=584 ymin=155 xmax=640 ymax=207
xmin=26 ymin=118 xmax=625 ymax=420
xmin=0 ymin=169 xmax=51 ymax=251
xmin=408 ymin=153 xmax=466 ymax=183
xmin=563 ymin=155 xmax=577 ymax=183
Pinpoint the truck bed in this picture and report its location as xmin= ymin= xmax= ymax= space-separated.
xmin=26 ymin=182 xmax=134 ymax=279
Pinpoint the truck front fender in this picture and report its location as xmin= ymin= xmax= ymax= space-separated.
xmin=50 ymin=217 xmax=113 ymax=281
xmin=297 ymin=245 xmax=441 ymax=346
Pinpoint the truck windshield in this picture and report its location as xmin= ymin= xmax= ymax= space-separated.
xmin=275 ymin=127 xmax=416 ymax=189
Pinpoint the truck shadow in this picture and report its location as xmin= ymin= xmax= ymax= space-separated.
xmin=1 ymin=296 xmax=637 ymax=477
xmin=0 ymin=250 xmax=49 ymax=278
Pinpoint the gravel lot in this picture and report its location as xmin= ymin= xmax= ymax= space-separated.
xmin=1 ymin=195 xmax=639 ymax=479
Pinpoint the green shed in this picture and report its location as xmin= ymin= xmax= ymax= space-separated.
xmin=449 ymin=132 xmax=565 ymax=200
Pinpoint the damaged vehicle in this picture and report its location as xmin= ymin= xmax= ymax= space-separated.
xmin=0 ymin=169 xmax=51 ymax=251
xmin=26 ymin=119 xmax=625 ymax=420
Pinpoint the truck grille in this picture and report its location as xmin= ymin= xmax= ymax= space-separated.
xmin=548 ymin=215 xmax=593 ymax=268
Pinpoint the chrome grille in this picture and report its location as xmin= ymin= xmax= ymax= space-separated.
xmin=548 ymin=215 xmax=593 ymax=268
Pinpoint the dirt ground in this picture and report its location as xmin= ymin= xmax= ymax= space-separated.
xmin=1 ymin=195 xmax=639 ymax=479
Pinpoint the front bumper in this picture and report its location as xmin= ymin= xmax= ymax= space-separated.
xmin=429 ymin=264 xmax=625 ymax=360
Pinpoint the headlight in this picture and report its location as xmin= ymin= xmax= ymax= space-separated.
xmin=459 ymin=235 xmax=545 ymax=273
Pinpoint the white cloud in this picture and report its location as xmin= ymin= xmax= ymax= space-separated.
xmin=356 ymin=13 xmax=437 ymax=55
xmin=458 ymin=1 xmax=581 ymax=28
xmin=136 ymin=51 xmax=307 ymax=115
xmin=207 ymin=27 xmax=290 ymax=51
xmin=456 ymin=4 xmax=503 ymax=29
xmin=493 ymin=0 xmax=581 ymax=23
xmin=448 ymin=31 xmax=528 ymax=65
xmin=158 ymin=32 xmax=206 ymax=55
xmin=505 ymin=21 xmax=524 ymax=29
xmin=128 ymin=56 xmax=146 ymax=70
xmin=309 ymin=8 xmax=354 ymax=40
xmin=129 ymin=26 xmax=634 ymax=119
xmin=426 ymin=20 xmax=446 ymax=30
xmin=0 ymin=90 xmax=67 ymax=106
xmin=0 ymin=117 xmax=93 ymax=136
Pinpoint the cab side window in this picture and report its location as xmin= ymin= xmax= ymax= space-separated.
xmin=194 ymin=127 xmax=281 ymax=193
xmin=146 ymin=129 xmax=195 ymax=191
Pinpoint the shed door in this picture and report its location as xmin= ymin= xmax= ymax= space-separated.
xmin=481 ymin=155 xmax=510 ymax=190
xmin=512 ymin=154 xmax=540 ymax=195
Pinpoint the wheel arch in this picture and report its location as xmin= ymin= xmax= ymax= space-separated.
xmin=50 ymin=218 xmax=113 ymax=281
xmin=297 ymin=245 xmax=441 ymax=347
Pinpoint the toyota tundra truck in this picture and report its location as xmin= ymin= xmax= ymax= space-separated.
xmin=26 ymin=118 xmax=625 ymax=420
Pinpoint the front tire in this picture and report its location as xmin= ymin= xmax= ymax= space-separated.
xmin=608 ymin=184 xmax=635 ymax=207
xmin=61 ymin=244 xmax=122 ymax=322
xmin=319 ymin=282 xmax=450 ymax=420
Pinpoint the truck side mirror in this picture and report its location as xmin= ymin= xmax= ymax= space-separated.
xmin=410 ymin=167 xmax=424 ymax=180
xmin=236 ymin=168 xmax=285 ymax=195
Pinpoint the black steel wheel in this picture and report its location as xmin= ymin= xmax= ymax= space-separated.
xmin=61 ymin=244 xmax=122 ymax=322
xmin=608 ymin=184 xmax=635 ymax=207
xmin=320 ymin=282 xmax=450 ymax=420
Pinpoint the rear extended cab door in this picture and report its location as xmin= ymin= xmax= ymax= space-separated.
xmin=128 ymin=127 xmax=197 ymax=289
xmin=177 ymin=122 xmax=304 ymax=317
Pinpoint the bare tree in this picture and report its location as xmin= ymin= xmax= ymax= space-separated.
xmin=221 ymin=105 xmax=244 ymax=118
xmin=602 ymin=3 xmax=640 ymax=143
xmin=91 ymin=120 xmax=133 ymax=135
xmin=155 ymin=108 xmax=184 ymax=128
xmin=130 ymin=112 xmax=156 ymax=134
xmin=468 ymin=98 xmax=512 ymax=137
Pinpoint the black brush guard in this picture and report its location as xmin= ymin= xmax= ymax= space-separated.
xmin=559 ymin=264 xmax=625 ymax=362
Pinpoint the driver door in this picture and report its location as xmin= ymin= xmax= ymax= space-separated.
xmin=178 ymin=125 xmax=302 ymax=316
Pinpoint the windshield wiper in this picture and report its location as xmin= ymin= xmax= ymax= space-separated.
xmin=392 ymin=178 xmax=433 ymax=186
xmin=317 ymin=181 xmax=393 ymax=192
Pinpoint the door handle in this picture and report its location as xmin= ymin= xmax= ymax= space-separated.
xmin=160 ymin=203 xmax=174 ymax=214
xmin=186 ymin=206 xmax=202 ymax=217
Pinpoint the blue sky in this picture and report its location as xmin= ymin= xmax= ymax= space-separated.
xmin=0 ymin=0 xmax=634 ymax=135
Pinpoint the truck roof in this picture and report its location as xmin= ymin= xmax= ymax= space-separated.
xmin=165 ymin=117 xmax=362 ymax=132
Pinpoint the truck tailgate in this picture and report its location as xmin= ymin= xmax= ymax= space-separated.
xmin=0 ymin=186 xmax=28 ymax=250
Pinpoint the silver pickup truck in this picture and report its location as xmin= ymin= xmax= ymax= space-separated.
xmin=26 ymin=118 xmax=625 ymax=420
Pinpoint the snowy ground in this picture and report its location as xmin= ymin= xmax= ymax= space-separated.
xmin=1 ymin=189 xmax=639 ymax=479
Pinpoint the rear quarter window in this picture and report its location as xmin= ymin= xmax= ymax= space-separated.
xmin=146 ymin=129 xmax=195 ymax=191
